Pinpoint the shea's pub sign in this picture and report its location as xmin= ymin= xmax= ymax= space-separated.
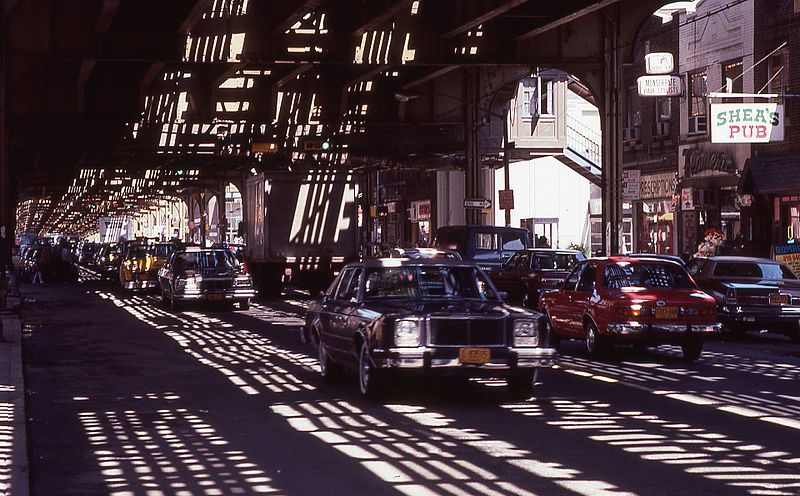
xmin=711 ymin=103 xmax=784 ymax=143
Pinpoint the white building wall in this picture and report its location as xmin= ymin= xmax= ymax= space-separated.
xmin=495 ymin=158 xmax=591 ymax=249
xmin=436 ymin=170 xmax=466 ymax=226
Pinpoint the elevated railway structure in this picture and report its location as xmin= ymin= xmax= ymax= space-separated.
xmin=2 ymin=0 xmax=670 ymax=257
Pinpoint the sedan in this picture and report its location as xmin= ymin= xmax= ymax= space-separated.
xmin=688 ymin=256 xmax=800 ymax=340
xmin=302 ymin=259 xmax=558 ymax=399
xmin=489 ymin=249 xmax=585 ymax=310
xmin=540 ymin=257 xmax=721 ymax=360
xmin=158 ymin=247 xmax=255 ymax=310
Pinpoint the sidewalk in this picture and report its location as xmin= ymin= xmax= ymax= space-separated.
xmin=0 ymin=299 xmax=28 ymax=496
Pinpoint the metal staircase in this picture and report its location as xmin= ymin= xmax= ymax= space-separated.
xmin=561 ymin=115 xmax=602 ymax=185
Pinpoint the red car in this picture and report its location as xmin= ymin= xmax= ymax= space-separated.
xmin=539 ymin=257 xmax=721 ymax=360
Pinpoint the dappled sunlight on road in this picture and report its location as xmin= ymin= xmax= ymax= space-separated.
xmin=503 ymin=399 xmax=800 ymax=496
xmin=272 ymin=399 xmax=633 ymax=496
xmin=0 ymin=385 xmax=17 ymax=495
xmin=96 ymin=291 xmax=316 ymax=397
xmin=76 ymin=392 xmax=279 ymax=495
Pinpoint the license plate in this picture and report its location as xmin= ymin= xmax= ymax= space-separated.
xmin=654 ymin=307 xmax=679 ymax=319
xmin=769 ymin=294 xmax=789 ymax=305
xmin=459 ymin=347 xmax=491 ymax=365
xmin=208 ymin=293 xmax=224 ymax=301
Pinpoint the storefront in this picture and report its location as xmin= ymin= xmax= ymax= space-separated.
xmin=677 ymin=147 xmax=743 ymax=256
xmin=635 ymin=170 xmax=678 ymax=254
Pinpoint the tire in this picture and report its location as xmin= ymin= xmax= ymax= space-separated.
xmin=681 ymin=340 xmax=703 ymax=361
xmin=318 ymin=332 xmax=342 ymax=383
xmin=239 ymin=298 xmax=251 ymax=311
xmin=585 ymin=321 xmax=607 ymax=357
xmin=358 ymin=340 xmax=384 ymax=399
xmin=507 ymin=369 xmax=537 ymax=398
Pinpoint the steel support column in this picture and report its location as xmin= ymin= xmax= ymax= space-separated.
xmin=217 ymin=181 xmax=228 ymax=244
xmin=0 ymin=5 xmax=11 ymax=269
xmin=601 ymin=9 xmax=624 ymax=255
xmin=465 ymin=67 xmax=482 ymax=226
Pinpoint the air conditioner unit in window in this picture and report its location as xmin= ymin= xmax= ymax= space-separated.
xmin=623 ymin=127 xmax=641 ymax=142
xmin=688 ymin=115 xmax=707 ymax=135
xmin=654 ymin=121 xmax=671 ymax=137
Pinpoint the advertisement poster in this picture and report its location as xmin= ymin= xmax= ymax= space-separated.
xmin=773 ymin=244 xmax=800 ymax=276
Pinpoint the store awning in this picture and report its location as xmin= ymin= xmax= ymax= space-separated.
xmin=740 ymin=155 xmax=800 ymax=195
xmin=681 ymin=173 xmax=741 ymax=190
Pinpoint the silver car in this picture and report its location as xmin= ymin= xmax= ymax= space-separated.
xmin=158 ymin=247 xmax=255 ymax=311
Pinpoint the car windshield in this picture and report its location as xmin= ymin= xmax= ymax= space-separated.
xmin=604 ymin=262 xmax=696 ymax=289
xmin=174 ymin=250 xmax=237 ymax=270
xmin=535 ymin=253 xmax=580 ymax=271
xmin=128 ymin=246 xmax=149 ymax=258
xmin=364 ymin=265 xmax=498 ymax=300
xmin=713 ymin=262 xmax=796 ymax=279
xmin=150 ymin=244 xmax=174 ymax=258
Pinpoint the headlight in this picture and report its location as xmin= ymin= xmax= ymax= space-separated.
xmin=513 ymin=319 xmax=539 ymax=347
xmin=394 ymin=318 xmax=421 ymax=347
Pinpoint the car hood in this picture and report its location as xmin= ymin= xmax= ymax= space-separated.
xmin=361 ymin=299 xmax=536 ymax=318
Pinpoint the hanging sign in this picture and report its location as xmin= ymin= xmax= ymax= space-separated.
xmin=622 ymin=170 xmax=641 ymax=200
xmin=645 ymin=53 xmax=674 ymax=74
xmin=710 ymin=103 xmax=784 ymax=143
xmin=637 ymin=75 xmax=682 ymax=97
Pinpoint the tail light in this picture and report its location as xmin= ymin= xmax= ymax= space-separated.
xmin=616 ymin=304 xmax=644 ymax=318
xmin=724 ymin=288 xmax=737 ymax=305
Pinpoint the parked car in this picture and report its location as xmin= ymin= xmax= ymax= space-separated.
xmin=625 ymin=253 xmax=686 ymax=266
xmin=687 ymin=256 xmax=800 ymax=340
xmin=432 ymin=225 xmax=532 ymax=272
xmin=540 ymin=257 xmax=721 ymax=360
xmin=158 ymin=246 xmax=256 ymax=310
xmin=119 ymin=242 xmax=175 ymax=290
xmin=78 ymin=242 xmax=100 ymax=265
xmin=96 ymin=243 xmax=123 ymax=279
xmin=302 ymin=259 xmax=558 ymax=399
xmin=489 ymin=249 xmax=586 ymax=310
xmin=385 ymin=247 xmax=462 ymax=260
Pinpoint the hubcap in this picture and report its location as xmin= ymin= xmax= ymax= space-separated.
xmin=586 ymin=327 xmax=596 ymax=352
xmin=318 ymin=339 xmax=327 ymax=374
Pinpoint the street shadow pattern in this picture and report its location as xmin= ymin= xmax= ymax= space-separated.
xmin=0 ymin=385 xmax=17 ymax=495
xmin=90 ymin=289 xmax=800 ymax=495
xmin=75 ymin=392 xmax=279 ymax=495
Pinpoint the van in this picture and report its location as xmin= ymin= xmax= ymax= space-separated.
xmin=432 ymin=225 xmax=532 ymax=272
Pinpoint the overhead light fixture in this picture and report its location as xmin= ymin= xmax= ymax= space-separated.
xmin=393 ymin=91 xmax=420 ymax=103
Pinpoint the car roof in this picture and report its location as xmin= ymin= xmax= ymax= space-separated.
xmin=706 ymin=256 xmax=783 ymax=263
xmin=519 ymin=248 xmax=582 ymax=254
xmin=177 ymin=247 xmax=227 ymax=253
xmin=347 ymin=258 xmax=480 ymax=269
xmin=589 ymin=256 xmax=685 ymax=265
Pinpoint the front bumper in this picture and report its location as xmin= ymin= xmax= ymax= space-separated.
xmin=606 ymin=322 xmax=722 ymax=340
xmin=173 ymin=288 xmax=257 ymax=301
xmin=122 ymin=279 xmax=159 ymax=289
xmin=373 ymin=346 xmax=558 ymax=372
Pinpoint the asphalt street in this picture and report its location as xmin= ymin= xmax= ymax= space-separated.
xmin=20 ymin=273 xmax=800 ymax=496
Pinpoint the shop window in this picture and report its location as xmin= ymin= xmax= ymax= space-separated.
xmin=768 ymin=50 xmax=789 ymax=96
xmin=722 ymin=59 xmax=743 ymax=103
xmin=688 ymin=71 xmax=707 ymax=135
xmin=789 ymin=206 xmax=800 ymax=242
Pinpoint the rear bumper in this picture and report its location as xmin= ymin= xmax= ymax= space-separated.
xmin=721 ymin=305 xmax=800 ymax=330
xmin=122 ymin=280 xmax=158 ymax=289
xmin=173 ymin=288 xmax=256 ymax=301
xmin=373 ymin=346 xmax=558 ymax=372
xmin=605 ymin=322 xmax=721 ymax=341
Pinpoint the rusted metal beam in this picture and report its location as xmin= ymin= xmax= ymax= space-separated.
xmin=179 ymin=0 xmax=214 ymax=35
xmin=272 ymin=0 xmax=324 ymax=35
xmin=352 ymin=0 xmax=415 ymax=36
xmin=516 ymin=0 xmax=620 ymax=40
xmin=441 ymin=0 xmax=530 ymax=39
xmin=401 ymin=65 xmax=460 ymax=89
xmin=95 ymin=0 xmax=121 ymax=33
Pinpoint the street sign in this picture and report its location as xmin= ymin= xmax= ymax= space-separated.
xmin=622 ymin=170 xmax=640 ymax=201
xmin=464 ymin=198 xmax=491 ymax=209
xmin=498 ymin=190 xmax=514 ymax=210
xmin=637 ymin=75 xmax=682 ymax=97
xmin=645 ymin=52 xmax=674 ymax=74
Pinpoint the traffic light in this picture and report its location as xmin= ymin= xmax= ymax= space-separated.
xmin=304 ymin=139 xmax=331 ymax=151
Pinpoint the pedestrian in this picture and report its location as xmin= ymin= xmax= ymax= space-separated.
xmin=31 ymin=258 xmax=44 ymax=284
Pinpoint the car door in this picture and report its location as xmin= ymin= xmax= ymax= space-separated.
xmin=547 ymin=262 xmax=584 ymax=335
xmin=569 ymin=263 xmax=598 ymax=334
xmin=324 ymin=268 xmax=362 ymax=363
xmin=492 ymin=252 xmax=524 ymax=295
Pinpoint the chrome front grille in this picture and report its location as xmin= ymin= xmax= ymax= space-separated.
xmin=428 ymin=316 xmax=506 ymax=347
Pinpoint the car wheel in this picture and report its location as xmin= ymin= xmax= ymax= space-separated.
xmin=239 ymin=298 xmax=251 ymax=311
xmin=358 ymin=340 xmax=384 ymax=399
xmin=507 ymin=368 xmax=538 ymax=398
xmin=585 ymin=321 xmax=607 ymax=357
xmin=318 ymin=332 xmax=342 ymax=383
xmin=681 ymin=340 xmax=703 ymax=361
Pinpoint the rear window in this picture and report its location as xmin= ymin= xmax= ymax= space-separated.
xmin=713 ymin=262 xmax=796 ymax=279
xmin=604 ymin=262 xmax=695 ymax=289
xmin=535 ymin=253 xmax=581 ymax=271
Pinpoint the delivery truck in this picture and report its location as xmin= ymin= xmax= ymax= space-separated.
xmin=244 ymin=170 xmax=359 ymax=297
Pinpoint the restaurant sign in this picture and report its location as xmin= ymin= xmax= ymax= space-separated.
xmin=710 ymin=103 xmax=784 ymax=143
